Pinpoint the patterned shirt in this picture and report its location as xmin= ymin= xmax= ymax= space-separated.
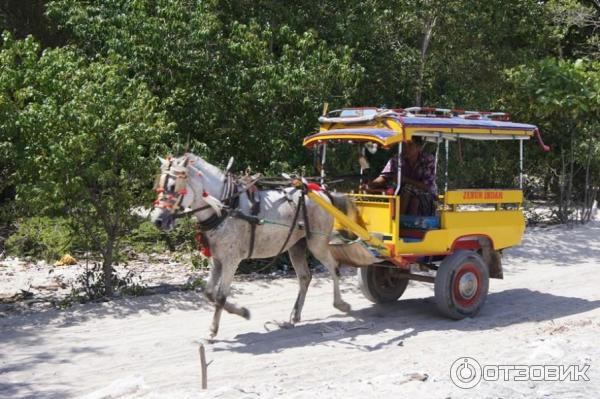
xmin=380 ymin=152 xmax=437 ymax=194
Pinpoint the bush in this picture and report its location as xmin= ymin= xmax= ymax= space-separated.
xmin=5 ymin=216 xmax=81 ymax=261
xmin=125 ymin=220 xmax=169 ymax=254
xmin=124 ymin=217 xmax=198 ymax=255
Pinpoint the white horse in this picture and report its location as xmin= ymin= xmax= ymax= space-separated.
xmin=149 ymin=154 xmax=356 ymax=338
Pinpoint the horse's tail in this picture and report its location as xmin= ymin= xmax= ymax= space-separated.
xmin=327 ymin=192 xmax=380 ymax=266
xmin=328 ymin=192 xmax=362 ymax=240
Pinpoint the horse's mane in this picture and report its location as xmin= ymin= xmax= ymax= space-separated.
xmin=190 ymin=154 xmax=225 ymax=180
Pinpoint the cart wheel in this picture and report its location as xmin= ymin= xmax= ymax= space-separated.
xmin=358 ymin=265 xmax=409 ymax=303
xmin=434 ymin=250 xmax=489 ymax=319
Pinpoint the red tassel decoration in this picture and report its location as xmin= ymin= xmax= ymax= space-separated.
xmin=307 ymin=182 xmax=321 ymax=191
xmin=195 ymin=231 xmax=212 ymax=257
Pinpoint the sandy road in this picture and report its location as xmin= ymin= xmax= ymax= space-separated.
xmin=1 ymin=221 xmax=600 ymax=398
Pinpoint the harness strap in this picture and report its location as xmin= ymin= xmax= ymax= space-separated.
xmin=302 ymin=196 xmax=311 ymax=240
xmin=197 ymin=212 xmax=227 ymax=232
xmin=193 ymin=175 xmax=263 ymax=258
xmin=260 ymin=189 xmax=307 ymax=270
xmin=248 ymin=223 xmax=257 ymax=258
xmin=229 ymin=207 xmax=262 ymax=258
xmin=175 ymin=174 xmax=261 ymax=219
xmin=229 ymin=209 xmax=261 ymax=225
xmin=245 ymin=187 xmax=261 ymax=258
xmin=186 ymin=173 xmax=314 ymax=264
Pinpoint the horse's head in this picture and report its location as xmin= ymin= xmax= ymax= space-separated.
xmin=149 ymin=154 xmax=225 ymax=230
xmin=150 ymin=155 xmax=192 ymax=230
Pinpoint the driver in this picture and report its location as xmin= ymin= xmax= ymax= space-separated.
xmin=370 ymin=137 xmax=437 ymax=215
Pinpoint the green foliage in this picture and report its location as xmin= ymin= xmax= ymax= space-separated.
xmin=164 ymin=217 xmax=198 ymax=252
xmin=5 ymin=216 xmax=80 ymax=261
xmin=125 ymin=221 xmax=169 ymax=254
xmin=125 ymin=217 xmax=198 ymax=255
xmin=1 ymin=0 xmax=600 ymax=284
xmin=46 ymin=0 xmax=361 ymax=173
xmin=64 ymin=262 xmax=146 ymax=305
xmin=504 ymin=58 xmax=600 ymax=221
xmin=0 ymin=30 xmax=176 ymax=293
xmin=190 ymin=252 xmax=210 ymax=271
xmin=185 ymin=276 xmax=206 ymax=290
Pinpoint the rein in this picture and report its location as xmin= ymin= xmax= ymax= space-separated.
xmin=174 ymin=175 xmax=253 ymax=219
xmin=154 ymin=157 xmax=313 ymax=263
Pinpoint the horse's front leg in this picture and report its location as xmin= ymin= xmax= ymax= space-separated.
xmin=215 ymin=255 xmax=250 ymax=319
xmin=203 ymin=258 xmax=222 ymax=304
xmin=208 ymin=256 xmax=250 ymax=339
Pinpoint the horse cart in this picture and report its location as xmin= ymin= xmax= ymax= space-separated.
xmin=301 ymin=107 xmax=549 ymax=319
xmin=151 ymin=106 xmax=549 ymax=337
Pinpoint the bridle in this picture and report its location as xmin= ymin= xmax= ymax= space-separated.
xmin=152 ymin=155 xmax=236 ymax=222
xmin=151 ymin=155 xmax=312 ymax=261
xmin=153 ymin=157 xmax=193 ymax=213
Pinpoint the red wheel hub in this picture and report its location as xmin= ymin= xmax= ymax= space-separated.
xmin=452 ymin=263 xmax=481 ymax=307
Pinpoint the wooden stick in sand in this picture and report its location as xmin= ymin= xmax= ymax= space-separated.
xmin=199 ymin=344 xmax=208 ymax=389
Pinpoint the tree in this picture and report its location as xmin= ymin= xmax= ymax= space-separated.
xmin=47 ymin=0 xmax=361 ymax=172
xmin=504 ymin=58 xmax=600 ymax=223
xmin=0 ymin=33 xmax=176 ymax=294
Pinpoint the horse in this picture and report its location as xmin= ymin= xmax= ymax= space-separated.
xmin=149 ymin=154 xmax=357 ymax=338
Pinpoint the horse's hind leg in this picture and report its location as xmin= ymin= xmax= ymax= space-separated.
xmin=308 ymin=238 xmax=351 ymax=313
xmin=288 ymin=239 xmax=312 ymax=324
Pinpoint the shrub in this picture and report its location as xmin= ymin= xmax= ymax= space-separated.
xmin=5 ymin=216 xmax=81 ymax=261
xmin=124 ymin=217 xmax=198 ymax=255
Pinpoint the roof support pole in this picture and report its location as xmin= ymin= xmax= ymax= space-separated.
xmin=434 ymin=137 xmax=440 ymax=177
xmin=320 ymin=143 xmax=327 ymax=185
xmin=444 ymin=139 xmax=449 ymax=193
xmin=394 ymin=142 xmax=403 ymax=195
xmin=519 ymin=139 xmax=524 ymax=189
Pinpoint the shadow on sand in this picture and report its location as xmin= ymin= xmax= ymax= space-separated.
xmin=214 ymin=288 xmax=600 ymax=354
xmin=0 ymin=289 xmax=210 ymax=399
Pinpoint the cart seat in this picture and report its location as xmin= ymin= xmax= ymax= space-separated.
xmin=400 ymin=215 xmax=440 ymax=230
xmin=399 ymin=215 xmax=440 ymax=243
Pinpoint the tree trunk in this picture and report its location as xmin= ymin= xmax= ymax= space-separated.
xmin=557 ymin=143 xmax=568 ymax=223
xmin=102 ymin=237 xmax=115 ymax=297
xmin=415 ymin=15 xmax=437 ymax=106
xmin=581 ymin=135 xmax=594 ymax=223
xmin=566 ymin=129 xmax=575 ymax=224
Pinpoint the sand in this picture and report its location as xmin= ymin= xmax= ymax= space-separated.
xmin=1 ymin=219 xmax=599 ymax=398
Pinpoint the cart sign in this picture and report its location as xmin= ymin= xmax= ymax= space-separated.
xmin=443 ymin=189 xmax=523 ymax=205
xmin=463 ymin=191 xmax=504 ymax=200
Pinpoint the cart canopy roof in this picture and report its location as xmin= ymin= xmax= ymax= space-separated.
xmin=303 ymin=107 xmax=549 ymax=151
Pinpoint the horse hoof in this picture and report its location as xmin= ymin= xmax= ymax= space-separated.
xmin=241 ymin=307 xmax=251 ymax=320
xmin=278 ymin=321 xmax=294 ymax=329
xmin=334 ymin=301 xmax=351 ymax=313
xmin=264 ymin=320 xmax=294 ymax=331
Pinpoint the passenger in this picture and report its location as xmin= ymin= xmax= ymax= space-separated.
xmin=370 ymin=137 xmax=437 ymax=215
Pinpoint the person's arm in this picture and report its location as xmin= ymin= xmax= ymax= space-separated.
xmin=370 ymin=175 xmax=387 ymax=188
xmin=369 ymin=157 xmax=395 ymax=188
